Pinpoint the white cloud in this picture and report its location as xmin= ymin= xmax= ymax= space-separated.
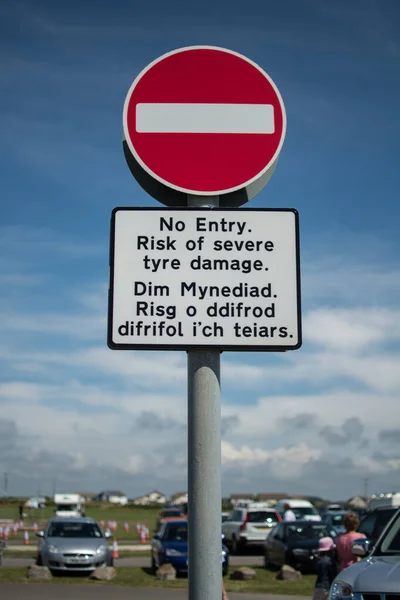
xmin=304 ymin=307 xmax=400 ymax=350
xmin=0 ymin=312 xmax=105 ymax=340
xmin=0 ymin=382 xmax=44 ymax=402
xmin=0 ymin=219 xmax=399 ymax=498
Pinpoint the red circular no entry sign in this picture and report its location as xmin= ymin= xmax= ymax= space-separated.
xmin=123 ymin=46 xmax=286 ymax=198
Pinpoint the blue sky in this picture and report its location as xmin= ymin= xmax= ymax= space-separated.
xmin=1 ymin=0 xmax=400 ymax=501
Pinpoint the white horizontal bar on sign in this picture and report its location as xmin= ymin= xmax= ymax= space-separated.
xmin=136 ymin=103 xmax=275 ymax=134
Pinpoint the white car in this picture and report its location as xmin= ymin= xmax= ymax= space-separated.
xmin=222 ymin=505 xmax=281 ymax=554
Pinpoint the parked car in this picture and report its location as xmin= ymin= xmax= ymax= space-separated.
xmin=222 ymin=505 xmax=281 ymax=554
xmin=36 ymin=517 xmax=112 ymax=572
xmin=264 ymin=520 xmax=337 ymax=572
xmin=367 ymin=492 xmax=400 ymax=511
xmin=25 ymin=496 xmax=46 ymax=509
xmin=156 ymin=507 xmax=187 ymax=530
xmin=319 ymin=504 xmax=343 ymax=517
xmin=357 ymin=505 xmax=398 ymax=546
xmin=325 ymin=504 xmax=343 ymax=512
xmin=221 ymin=512 xmax=230 ymax=523
xmin=321 ymin=511 xmax=347 ymax=535
xmin=275 ymin=499 xmax=321 ymax=521
xmin=151 ymin=519 xmax=229 ymax=576
xmin=330 ymin=507 xmax=400 ymax=599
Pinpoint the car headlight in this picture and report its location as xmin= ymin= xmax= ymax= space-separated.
xmin=47 ymin=545 xmax=59 ymax=553
xmin=292 ymin=548 xmax=309 ymax=555
xmin=329 ymin=581 xmax=353 ymax=600
xmin=165 ymin=548 xmax=185 ymax=557
xmin=96 ymin=544 xmax=108 ymax=554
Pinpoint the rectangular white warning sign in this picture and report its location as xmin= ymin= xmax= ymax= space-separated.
xmin=108 ymin=208 xmax=301 ymax=351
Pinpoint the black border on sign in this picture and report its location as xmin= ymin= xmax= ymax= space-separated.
xmin=107 ymin=207 xmax=302 ymax=352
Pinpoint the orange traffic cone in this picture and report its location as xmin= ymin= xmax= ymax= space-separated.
xmin=0 ymin=527 xmax=3 ymax=539
xmin=24 ymin=530 xmax=30 ymax=545
xmin=4 ymin=528 xmax=9 ymax=541
xmin=112 ymin=537 xmax=119 ymax=559
xmin=124 ymin=522 xmax=129 ymax=533
xmin=140 ymin=529 xmax=146 ymax=544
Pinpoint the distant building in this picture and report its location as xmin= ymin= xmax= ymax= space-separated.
xmin=347 ymin=496 xmax=368 ymax=509
xmin=230 ymin=493 xmax=255 ymax=507
xmin=133 ymin=491 xmax=166 ymax=506
xmin=257 ymin=493 xmax=289 ymax=505
xmin=78 ymin=492 xmax=97 ymax=502
xmin=94 ymin=490 xmax=128 ymax=505
xmin=170 ymin=492 xmax=188 ymax=506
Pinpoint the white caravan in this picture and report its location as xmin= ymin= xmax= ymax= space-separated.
xmin=276 ymin=498 xmax=321 ymax=521
xmin=54 ymin=493 xmax=85 ymax=518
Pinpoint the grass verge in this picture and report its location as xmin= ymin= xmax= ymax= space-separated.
xmin=3 ymin=550 xmax=151 ymax=558
xmin=0 ymin=566 xmax=315 ymax=595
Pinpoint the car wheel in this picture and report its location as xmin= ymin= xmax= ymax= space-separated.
xmin=151 ymin=556 xmax=157 ymax=574
xmin=36 ymin=553 xmax=43 ymax=566
xmin=231 ymin=536 xmax=244 ymax=555
xmin=107 ymin=555 xmax=114 ymax=567
xmin=264 ymin=550 xmax=270 ymax=569
xmin=285 ymin=551 xmax=296 ymax=569
xmin=231 ymin=536 xmax=239 ymax=554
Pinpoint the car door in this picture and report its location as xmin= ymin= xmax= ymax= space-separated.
xmin=372 ymin=509 xmax=398 ymax=544
xmin=222 ymin=509 xmax=242 ymax=542
xmin=267 ymin=523 xmax=285 ymax=565
xmin=358 ymin=511 xmax=377 ymax=542
xmin=274 ymin=524 xmax=289 ymax=565
xmin=152 ymin=523 xmax=166 ymax=567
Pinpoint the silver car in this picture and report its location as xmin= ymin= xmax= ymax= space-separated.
xmin=330 ymin=507 xmax=400 ymax=599
xmin=36 ymin=517 xmax=112 ymax=572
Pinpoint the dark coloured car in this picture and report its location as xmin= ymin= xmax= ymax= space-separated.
xmin=321 ymin=511 xmax=347 ymax=535
xmin=151 ymin=519 xmax=229 ymax=576
xmin=358 ymin=505 xmax=398 ymax=546
xmin=264 ymin=520 xmax=337 ymax=572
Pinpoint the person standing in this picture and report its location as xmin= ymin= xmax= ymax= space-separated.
xmin=283 ymin=502 xmax=296 ymax=521
xmin=313 ymin=536 xmax=337 ymax=600
xmin=336 ymin=512 xmax=366 ymax=572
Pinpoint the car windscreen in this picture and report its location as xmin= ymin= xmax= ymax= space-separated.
xmin=293 ymin=507 xmax=317 ymax=517
xmin=165 ymin=524 xmax=188 ymax=542
xmin=375 ymin=511 xmax=400 ymax=554
xmin=286 ymin=524 xmax=329 ymax=540
xmin=331 ymin=514 xmax=345 ymax=524
xmin=47 ymin=522 xmax=102 ymax=538
xmin=247 ymin=511 xmax=278 ymax=524
xmin=161 ymin=509 xmax=183 ymax=518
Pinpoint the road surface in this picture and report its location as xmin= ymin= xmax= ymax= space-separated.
xmin=0 ymin=583 xmax=310 ymax=600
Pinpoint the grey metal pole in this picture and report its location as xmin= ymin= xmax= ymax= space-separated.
xmin=187 ymin=194 xmax=222 ymax=600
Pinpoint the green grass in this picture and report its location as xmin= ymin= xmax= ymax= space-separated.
xmin=2 ymin=549 xmax=151 ymax=558
xmin=0 ymin=504 xmax=160 ymax=542
xmin=0 ymin=565 xmax=315 ymax=595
